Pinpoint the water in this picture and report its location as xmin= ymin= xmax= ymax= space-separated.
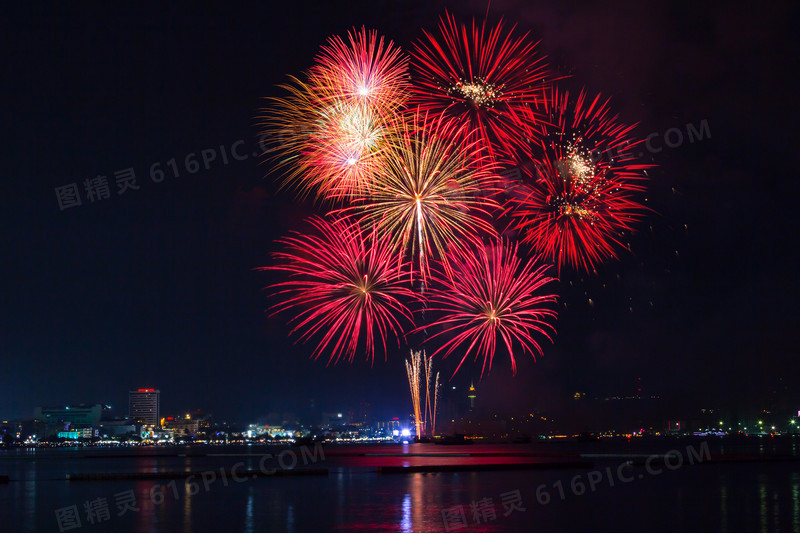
xmin=2 ymin=437 xmax=800 ymax=532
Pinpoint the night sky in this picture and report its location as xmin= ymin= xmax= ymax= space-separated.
xmin=1 ymin=1 xmax=798 ymax=423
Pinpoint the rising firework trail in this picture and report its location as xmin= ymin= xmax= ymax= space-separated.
xmin=264 ymin=216 xmax=418 ymax=364
xmin=431 ymin=371 xmax=440 ymax=436
xmin=410 ymin=12 xmax=550 ymax=162
xmin=419 ymin=238 xmax=558 ymax=376
xmin=406 ymin=349 xmax=424 ymax=438
xmin=423 ymin=351 xmax=433 ymax=433
xmin=507 ymin=88 xmax=651 ymax=273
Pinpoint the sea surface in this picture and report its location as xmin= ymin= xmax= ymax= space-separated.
xmin=2 ymin=437 xmax=800 ymax=532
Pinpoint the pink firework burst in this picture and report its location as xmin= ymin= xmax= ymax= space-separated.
xmin=264 ymin=216 xmax=419 ymax=364
xmin=409 ymin=12 xmax=550 ymax=163
xmin=508 ymin=88 xmax=652 ymax=273
xmin=418 ymin=238 xmax=558 ymax=376
xmin=310 ymin=26 xmax=410 ymax=116
xmin=260 ymin=27 xmax=408 ymax=203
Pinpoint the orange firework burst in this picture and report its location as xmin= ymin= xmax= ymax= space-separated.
xmin=346 ymin=114 xmax=501 ymax=280
xmin=258 ymin=76 xmax=392 ymax=202
xmin=258 ymin=28 xmax=409 ymax=203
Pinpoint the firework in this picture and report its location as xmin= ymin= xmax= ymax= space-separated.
xmin=258 ymin=75 xmax=394 ymax=202
xmin=305 ymin=99 xmax=391 ymax=200
xmin=258 ymin=27 xmax=408 ymax=202
xmin=419 ymin=238 xmax=558 ymax=376
xmin=406 ymin=349 xmax=424 ymax=438
xmin=264 ymin=216 xmax=418 ymax=364
xmin=423 ymin=351 xmax=432 ymax=432
xmin=310 ymin=26 xmax=410 ymax=116
xmin=431 ymin=371 xmax=440 ymax=436
xmin=508 ymin=88 xmax=651 ymax=273
xmin=410 ymin=12 xmax=549 ymax=162
xmin=347 ymin=114 xmax=501 ymax=280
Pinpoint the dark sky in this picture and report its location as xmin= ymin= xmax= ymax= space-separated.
xmin=1 ymin=1 xmax=798 ymax=423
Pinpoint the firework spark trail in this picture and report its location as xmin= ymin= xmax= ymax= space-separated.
xmin=432 ymin=371 xmax=440 ymax=436
xmin=410 ymin=12 xmax=550 ymax=163
xmin=507 ymin=88 xmax=651 ymax=273
xmin=406 ymin=349 xmax=424 ymax=438
xmin=346 ymin=113 xmax=502 ymax=281
xmin=423 ymin=352 xmax=434 ymax=434
xmin=264 ymin=216 xmax=419 ymax=364
xmin=418 ymin=238 xmax=558 ymax=376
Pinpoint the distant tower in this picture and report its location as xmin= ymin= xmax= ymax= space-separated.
xmin=129 ymin=389 xmax=160 ymax=427
xmin=468 ymin=381 xmax=477 ymax=411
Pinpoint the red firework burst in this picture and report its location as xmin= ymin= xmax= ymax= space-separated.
xmin=264 ymin=216 xmax=419 ymax=364
xmin=409 ymin=12 xmax=550 ymax=163
xmin=418 ymin=238 xmax=558 ymax=376
xmin=508 ymin=88 xmax=651 ymax=273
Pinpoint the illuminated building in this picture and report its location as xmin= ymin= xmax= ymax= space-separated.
xmin=468 ymin=381 xmax=476 ymax=411
xmin=128 ymin=388 xmax=160 ymax=427
xmin=57 ymin=427 xmax=97 ymax=440
xmin=162 ymin=414 xmax=198 ymax=436
xmin=377 ymin=418 xmax=401 ymax=432
xmin=34 ymin=404 xmax=102 ymax=435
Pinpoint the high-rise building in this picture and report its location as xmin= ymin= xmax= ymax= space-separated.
xmin=468 ymin=381 xmax=477 ymax=411
xmin=129 ymin=389 xmax=160 ymax=427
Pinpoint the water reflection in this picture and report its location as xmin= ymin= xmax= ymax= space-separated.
xmin=8 ymin=442 xmax=800 ymax=532
xmin=400 ymin=493 xmax=412 ymax=532
xmin=135 ymin=479 xmax=156 ymax=532
xmin=244 ymin=487 xmax=254 ymax=533
xmin=287 ymin=503 xmax=295 ymax=532
xmin=792 ymin=472 xmax=799 ymax=532
xmin=759 ymin=475 xmax=767 ymax=532
xmin=183 ymin=478 xmax=192 ymax=532
xmin=335 ymin=470 xmax=345 ymax=528
xmin=22 ymin=480 xmax=37 ymax=531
